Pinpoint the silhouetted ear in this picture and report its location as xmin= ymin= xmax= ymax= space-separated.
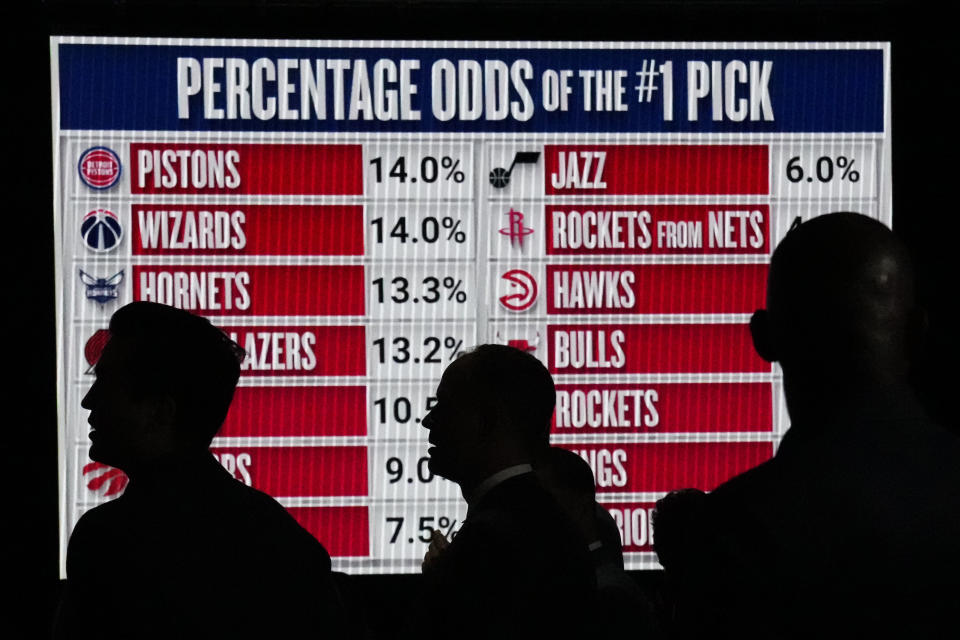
xmin=750 ymin=310 xmax=778 ymax=362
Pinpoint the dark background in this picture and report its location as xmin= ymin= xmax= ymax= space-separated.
xmin=8 ymin=1 xmax=956 ymax=637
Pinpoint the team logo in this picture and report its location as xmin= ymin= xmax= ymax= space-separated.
xmin=83 ymin=461 xmax=128 ymax=497
xmin=489 ymin=151 xmax=540 ymax=188
xmin=79 ymin=269 xmax=124 ymax=307
xmin=495 ymin=330 xmax=540 ymax=353
xmin=84 ymin=329 xmax=110 ymax=374
xmin=499 ymin=269 xmax=538 ymax=312
xmin=80 ymin=209 xmax=123 ymax=252
xmin=498 ymin=208 xmax=534 ymax=248
xmin=78 ymin=146 xmax=122 ymax=190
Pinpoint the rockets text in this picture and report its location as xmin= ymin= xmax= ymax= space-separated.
xmin=550 ymin=209 xmax=765 ymax=251
xmin=555 ymin=388 xmax=659 ymax=429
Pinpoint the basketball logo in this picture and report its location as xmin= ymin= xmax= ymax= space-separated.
xmin=81 ymin=209 xmax=123 ymax=252
xmin=78 ymin=147 xmax=121 ymax=190
xmin=499 ymin=269 xmax=538 ymax=312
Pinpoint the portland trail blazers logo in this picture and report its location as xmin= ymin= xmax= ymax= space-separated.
xmin=78 ymin=146 xmax=122 ymax=190
xmin=84 ymin=329 xmax=110 ymax=374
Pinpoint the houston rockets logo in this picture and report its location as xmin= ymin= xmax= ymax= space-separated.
xmin=498 ymin=208 xmax=534 ymax=248
xmin=83 ymin=461 xmax=128 ymax=496
xmin=499 ymin=269 xmax=538 ymax=312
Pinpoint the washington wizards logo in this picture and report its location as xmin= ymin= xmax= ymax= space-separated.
xmin=78 ymin=147 xmax=122 ymax=190
xmin=79 ymin=269 xmax=124 ymax=307
xmin=80 ymin=209 xmax=123 ymax=252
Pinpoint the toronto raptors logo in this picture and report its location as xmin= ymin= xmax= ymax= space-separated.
xmin=78 ymin=146 xmax=122 ymax=190
xmin=499 ymin=269 xmax=538 ymax=312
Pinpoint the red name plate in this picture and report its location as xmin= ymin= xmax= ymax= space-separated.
xmin=558 ymin=442 xmax=772 ymax=494
xmin=224 ymin=326 xmax=365 ymax=377
xmin=546 ymin=204 xmax=770 ymax=255
xmin=546 ymin=264 xmax=767 ymax=315
xmin=552 ymin=382 xmax=772 ymax=432
xmin=131 ymin=204 xmax=364 ymax=256
xmin=130 ymin=143 xmax=363 ymax=195
xmin=548 ymin=324 xmax=769 ymax=374
xmin=599 ymin=502 xmax=658 ymax=553
xmin=286 ymin=506 xmax=370 ymax=557
xmin=544 ymin=145 xmax=768 ymax=195
xmin=133 ymin=265 xmax=365 ymax=316
xmin=220 ymin=386 xmax=367 ymax=437
xmin=211 ymin=446 xmax=367 ymax=497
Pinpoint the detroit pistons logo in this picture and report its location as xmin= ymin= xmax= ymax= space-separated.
xmin=78 ymin=147 xmax=121 ymax=190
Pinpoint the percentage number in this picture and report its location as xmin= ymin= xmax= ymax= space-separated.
xmin=373 ymin=395 xmax=438 ymax=426
xmin=386 ymin=456 xmax=434 ymax=484
xmin=372 ymin=276 xmax=467 ymax=304
xmin=786 ymin=156 xmax=861 ymax=184
xmin=373 ymin=336 xmax=465 ymax=365
xmin=370 ymin=156 xmax=466 ymax=184
xmin=385 ymin=515 xmax=460 ymax=544
xmin=370 ymin=216 xmax=466 ymax=244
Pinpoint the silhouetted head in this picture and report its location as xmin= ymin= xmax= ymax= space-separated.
xmin=422 ymin=345 xmax=555 ymax=491
xmin=537 ymin=446 xmax=599 ymax=544
xmin=81 ymin=302 xmax=244 ymax=474
xmin=750 ymin=213 xmax=921 ymax=422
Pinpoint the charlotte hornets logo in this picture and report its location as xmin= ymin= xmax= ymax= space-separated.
xmin=81 ymin=209 xmax=123 ymax=252
xmin=79 ymin=269 xmax=124 ymax=307
xmin=78 ymin=146 xmax=121 ymax=190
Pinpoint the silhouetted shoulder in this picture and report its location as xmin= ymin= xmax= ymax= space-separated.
xmin=424 ymin=473 xmax=594 ymax=639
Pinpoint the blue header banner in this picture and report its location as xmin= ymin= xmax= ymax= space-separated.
xmin=57 ymin=43 xmax=885 ymax=133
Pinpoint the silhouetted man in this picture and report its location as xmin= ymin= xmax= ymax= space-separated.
xmin=55 ymin=302 xmax=344 ymax=639
xmin=537 ymin=446 xmax=658 ymax=639
xmin=419 ymin=345 xmax=596 ymax=639
xmin=654 ymin=213 xmax=960 ymax=638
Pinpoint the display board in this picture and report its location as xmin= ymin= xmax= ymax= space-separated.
xmin=52 ymin=38 xmax=890 ymax=574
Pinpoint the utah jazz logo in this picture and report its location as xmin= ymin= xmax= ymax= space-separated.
xmin=498 ymin=208 xmax=534 ymax=248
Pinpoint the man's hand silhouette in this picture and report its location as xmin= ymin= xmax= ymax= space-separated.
xmin=422 ymin=529 xmax=450 ymax=573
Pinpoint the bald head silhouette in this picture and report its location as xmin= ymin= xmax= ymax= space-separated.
xmin=750 ymin=213 xmax=922 ymax=424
